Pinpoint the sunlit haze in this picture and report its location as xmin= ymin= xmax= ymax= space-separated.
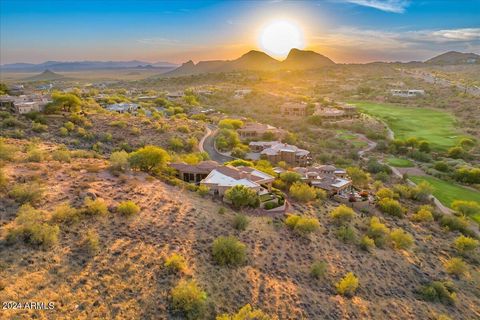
xmin=259 ymin=20 xmax=305 ymax=58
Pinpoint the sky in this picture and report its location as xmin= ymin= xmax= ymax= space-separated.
xmin=1 ymin=0 xmax=479 ymax=64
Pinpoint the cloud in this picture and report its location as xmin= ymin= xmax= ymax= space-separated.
xmin=310 ymin=27 xmax=480 ymax=62
xmin=341 ymin=0 xmax=410 ymax=13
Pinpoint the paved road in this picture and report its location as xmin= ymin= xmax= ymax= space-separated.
xmin=200 ymin=124 xmax=234 ymax=163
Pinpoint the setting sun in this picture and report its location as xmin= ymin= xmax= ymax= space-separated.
xmin=259 ymin=20 xmax=305 ymax=57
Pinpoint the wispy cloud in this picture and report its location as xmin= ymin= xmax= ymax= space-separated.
xmin=341 ymin=0 xmax=410 ymax=13
xmin=311 ymin=27 xmax=480 ymax=62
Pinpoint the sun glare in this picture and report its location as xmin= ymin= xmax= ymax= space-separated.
xmin=259 ymin=20 xmax=305 ymax=57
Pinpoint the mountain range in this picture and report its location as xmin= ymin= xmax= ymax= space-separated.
xmin=166 ymin=48 xmax=335 ymax=76
xmin=0 ymin=60 xmax=178 ymax=72
xmin=425 ymin=51 xmax=480 ymax=65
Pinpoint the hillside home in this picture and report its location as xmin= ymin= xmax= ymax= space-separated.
xmin=237 ymin=123 xmax=286 ymax=140
xmin=201 ymin=165 xmax=274 ymax=196
xmin=166 ymin=91 xmax=185 ymax=101
xmin=281 ymin=102 xmax=308 ymax=117
xmin=233 ymin=89 xmax=252 ymax=99
xmin=249 ymin=141 xmax=311 ymax=166
xmin=170 ymin=161 xmax=221 ymax=183
xmin=106 ymin=102 xmax=140 ymax=113
xmin=1 ymin=94 xmax=51 ymax=114
xmin=390 ymin=89 xmax=425 ymax=97
xmin=294 ymin=165 xmax=352 ymax=195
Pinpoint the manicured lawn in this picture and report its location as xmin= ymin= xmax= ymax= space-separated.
xmin=387 ymin=157 xmax=414 ymax=167
xmin=410 ymin=175 xmax=480 ymax=224
xmin=355 ymin=102 xmax=466 ymax=151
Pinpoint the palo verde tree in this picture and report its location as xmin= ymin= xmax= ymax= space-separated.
xmin=45 ymin=92 xmax=83 ymax=113
xmin=128 ymin=145 xmax=171 ymax=173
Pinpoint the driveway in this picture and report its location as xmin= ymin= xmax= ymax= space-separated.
xmin=200 ymin=124 xmax=234 ymax=163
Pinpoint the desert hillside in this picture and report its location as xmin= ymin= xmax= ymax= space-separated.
xmin=1 ymin=139 xmax=479 ymax=319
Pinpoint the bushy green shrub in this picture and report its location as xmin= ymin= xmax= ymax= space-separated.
xmin=377 ymin=198 xmax=404 ymax=218
xmin=109 ymin=150 xmax=129 ymax=174
xmin=32 ymin=121 xmax=48 ymax=133
xmin=310 ymin=261 xmax=328 ymax=279
xmin=419 ymin=281 xmax=456 ymax=305
xmin=164 ymin=253 xmax=187 ymax=273
xmin=26 ymin=148 xmax=45 ymax=162
xmin=83 ymin=229 xmax=100 ymax=254
xmin=83 ymin=197 xmax=108 ymax=216
xmin=9 ymin=182 xmax=44 ymax=205
xmin=212 ymin=236 xmax=247 ymax=266
xmin=51 ymin=203 xmax=80 ymax=224
xmin=336 ymin=225 xmax=357 ymax=243
xmin=376 ymin=187 xmax=395 ymax=199
xmin=451 ymin=200 xmax=480 ymax=217
xmin=52 ymin=149 xmax=71 ymax=163
xmin=196 ymin=185 xmax=209 ymax=197
xmin=233 ymin=214 xmax=249 ymax=231
xmin=330 ymin=205 xmax=355 ymax=225
xmin=117 ymin=200 xmax=140 ymax=216
xmin=444 ymin=257 xmax=467 ymax=277
xmin=336 ymin=272 xmax=359 ymax=297
xmin=285 ymin=214 xmax=320 ymax=236
xmin=411 ymin=206 xmax=434 ymax=223
xmin=360 ymin=235 xmax=375 ymax=251
xmin=367 ymin=217 xmax=390 ymax=247
xmin=216 ymin=304 xmax=274 ymax=320
xmin=440 ymin=215 xmax=473 ymax=236
xmin=171 ymin=279 xmax=207 ymax=319
xmin=225 ymin=185 xmax=260 ymax=209
xmin=453 ymin=235 xmax=479 ymax=255
xmin=289 ymin=182 xmax=317 ymax=202
xmin=389 ymin=228 xmax=414 ymax=250
xmin=128 ymin=145 xmax=170 ymax=173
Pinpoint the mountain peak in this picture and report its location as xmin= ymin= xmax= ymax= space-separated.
xmin=282 ymin=48 xmax=335 ymax=69
xmin=426 ymin=51 xmax=480 ymax=65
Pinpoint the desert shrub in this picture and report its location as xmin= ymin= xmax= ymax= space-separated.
xmin=196 ymin=185 xmax=209 ymax=197
xmin=83 ymin=197 xmax=108 ymax=216
xmin=225 ymin=185 xmax=260 ymax=209
xmin=52 ymin=149 xmax=71 ymax=163
xmin=51 ymin=203 xmax=80 ymax=224
xmin=170 ymin=279 xmax=207 ymax=319
xmin=83 ymin=229 xmax=100 ymax=254
xmin=128 ymin=145 xmax=170 ymax=173
xmin=336 ymin=272 xmax=359 ymax=297
xmin=130 ymin=127 xmax=141 ymax=136
xmin=233 ymin=214 xmax=249 ymax=231
xmin=411 ymin=206 xmax=434 ymax=223
xmin=453 ymin=235 xmax=479 ymax=255
xmin=389 ymin=228 xmax=414 ymax=250
xmin=263 ymin=201 xmax=280 ymax=210
xmin=31 ymin=121 xmax=48 ymax=133
xmin=444 ymin=257 xmax=467 ymax=277
xmin=440 ymin=215 xmax=473 ymax=236
xmin=9 ymin=182 xmax=44 ymax=205
xmin=216 ymin=128 xmax=240 ymax=151
xmin=346 ymin=167 xmax=370 ymax=188
xmin=289 ymin=182 xmax=317 ymax=202
xmin=279 ymin=171 xmax=302 ymax=185
xmin=7 ymin=205 xmax=59 ymax=248
xmin=330 ymin=205 xmax=355 ymax=225
xmin=63 ymin=121 xmax=75 ymax=131
xmin=169 ymin=137 xmax=184 ymax=151
xmin=59 ymin=126 xmax=68 ymax=136
xmin=117 ymin=200 xmax=140 ymax=216
xmin=216 ymin=304 xmax=274 ymax=320
xmin=218 ymin=207 xmax=226 ymax=215
xmin=26 ymin=148 xmax=45 ymax=162
xmin=109 ymin=150 xmax=129 ymax=174
xmin=285 ymin=214 xmax=320 ymax=236
xmin=0 ymin=139 xmax=17 ymax=161
xmin=433 ymin=161 xmax=449 ymax=172
xmin=367 ymin=217 xmax=390 ymax=247
xmin=212 ymin=236 xmax=247 ymax=266
xmin=164 ymin=253 xmax=187 ymax=273
xmin=411 ymin=181 xmax=433 ymax=202
xmin=109 ymin=120 xmax=127 ymax=128
xmin=336 ymin=225 xmax=356 ymax=243
xmin=360 ymin=235 xmax=375 ymax=251
xmin=451 ymin=200 xmax=480 ymax=217
xmin=376 ymin=187 xmax=395 ymax=199
xmin=0 ymin=168 xmax=8 ymax=191
xmin=310 ymin=261 xmax=328 ymax=279
xmin=377 ymin=198 xmax=404 ymax=218
xmin=218 ymin=118 xmax=243 ymax=129
xmin=419 ymin=281 xmax=456 ymax=305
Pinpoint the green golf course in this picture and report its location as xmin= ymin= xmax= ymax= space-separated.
xmin=387 ymin=157 xmax=414 ymax=167
xmin=355 ymin=102 xmax=466 ymax=151
xmin=410 ymin=175 xmax=480 ymax=224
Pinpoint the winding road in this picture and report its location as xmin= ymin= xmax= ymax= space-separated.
xmin=199 ymin=124 xmax=234 ymax=163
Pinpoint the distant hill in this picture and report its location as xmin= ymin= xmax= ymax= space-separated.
xmin=23 ymin=69 xmax=66 ymax=81
xmin=165 ymin=48 xmax=335 ymax=76
xmin=426 ymin=51 xmax=480 ymax=65
xmin=281 ymin=48 xmax=335 ymax=69
xmin=0 ymin=60 xmax=178 ymax=72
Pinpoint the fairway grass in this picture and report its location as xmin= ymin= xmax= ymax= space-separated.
xmin=355 ymin=102 xmax=466 ymax=151
xmin=387 ymin=157 xmax=414 ymax=167
xmin=410 ymin=175 xmax=480 ymax=224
